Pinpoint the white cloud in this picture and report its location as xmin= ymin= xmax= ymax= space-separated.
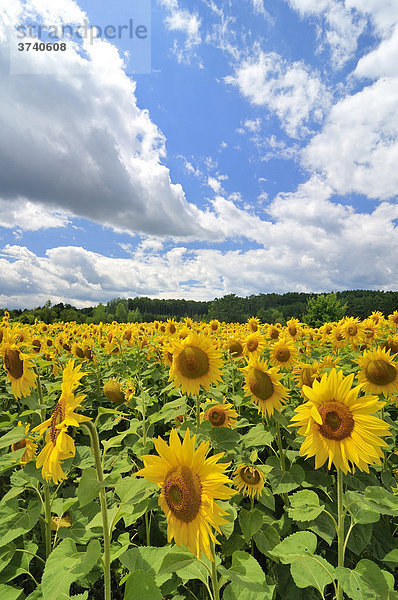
xmin=0 ymin=1 xmax=213 ymax=240
xmin=250 ymin=0 xmax=271 ymax=19
xmin=0 ymin=198 xmax=70 ymax=230
xmin=286 ymin=0 xmax=366 ymax=69
xmin=3 ymin=187 xmax=398 ymax=307
xmin=225 ymin=49 xmax=330 ymax=138
xmin=302 ymin=77 xmax=398 ymax=199
xmin=355 ymin=24 xmax=398 ymax=79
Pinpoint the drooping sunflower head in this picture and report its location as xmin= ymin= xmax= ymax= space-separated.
xmin=169 ymin=333 xmax=223 ymax=396
xmin=388 ymin=311 xmax=398 ymax=327
xmin=241 ymin=357 xmax=289 ymax=417
xmin=103 ymin=379 xmax=125 ymax=404
xmin=1 ymin=342 xmax=37 ymax=399
xmin=381 ymin=336 xmax=398 ymax=355
xmin=269 ymin=336 xmax=298 ymax=369
xmin=224 ymin=337 xmax=244 ymax=359
xmin=292 ymin=361 xmax=322 ymax=394
xmin=233 ymin=464 xmax=265 ymax=499
xmin=355 ymin=347 xmax=398 ymax=396
xmin=203 ymin=398 xmax=238 ymax=428
xmin=11 ymin=422 xmax=37 ymax=465
xmin=136 ymin=428 xmax=235 ymax=559
xmin=290 ymin=368 xmax=390 ymax=473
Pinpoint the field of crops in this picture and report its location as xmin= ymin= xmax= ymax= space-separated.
xmin=0 ymin=312 xmax=397 ymax=600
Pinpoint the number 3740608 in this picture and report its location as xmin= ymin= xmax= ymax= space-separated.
xmin=18 ymin=42 xmax=67 ymax=51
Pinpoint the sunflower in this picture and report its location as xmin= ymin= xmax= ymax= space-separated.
xmin=51 ymin=515 xmax=72 ymax=530
xmin=166 ymin=318 xmax=178 ymax=336
xmin=169 ymin=333 xmax=223 ymax=396
xmin=330 ymin=324 xmax=346 ymax=348
xmin=224 ymin=337 xmax=244 ymax=359
xmin=267 ymin=323 xmax=281 ymax=340
xmin=203 ymin=399 xmax=238 ymax=428
xmin=290 ymin=369 xmax=390 ymax=473
xmin=355 ymin=347 xmax=398 ymax=397
xmin=233 ymin=464 xmax=265 ymax=499
xmin=292 ymin=361 xmax=322 ymax=395
xmin=33 ymin=360 xmax=90 ymax=483
xmin=341 ymin=317 xmax=363 ymax=347
xmin=285 ymin=318 xmax=302 ymax=341
xmin=269 ymin=337 xmax=298 ymax=369
xmin=388 ymin=311 xmax=398 ymax=328
xmin=381 ymin=336 xmax=398 ymax=355
xmin=247 ymin=316 xmax=260 ymax=333
xmin=103 ymin=379 xmax=125 ymax=404
xmin=11 ymin=422 xmax=37 ymax=465
xmin=136 ymin=428 xmax=235 ymax=560
xmin=241 ymin=357 xmax=289 ymax=417
xmin=1 ymin=342 xmax=37 ymax=399
xmin=243 ymin=332 xmax=266 ymax=357
xmin=208 ymin=319 xmax=220 ymax=333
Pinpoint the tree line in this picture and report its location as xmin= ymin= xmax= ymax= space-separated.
xmin=1 ymin=289 xmax=398 ymax=325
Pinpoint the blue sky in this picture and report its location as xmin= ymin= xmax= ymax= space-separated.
xmin=1 ymin=0 xmax=398 ymax=308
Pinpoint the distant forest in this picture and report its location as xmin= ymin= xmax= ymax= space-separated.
xmin=2 ymin=290 xmax=398 ymax=325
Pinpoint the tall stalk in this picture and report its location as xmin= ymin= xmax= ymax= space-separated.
xmin=82 ymin=421 xmax=111 ymax=600
xmin=336 ymin=469 xmax=344 ymax=600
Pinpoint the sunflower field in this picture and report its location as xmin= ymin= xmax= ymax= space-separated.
xmin=0 ymin=311 xmax=397 ymax=600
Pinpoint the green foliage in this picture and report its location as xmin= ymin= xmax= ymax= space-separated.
xmin=303 ymin=292 xmax=347 ymax=327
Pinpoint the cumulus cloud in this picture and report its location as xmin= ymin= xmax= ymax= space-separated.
xmin=0 ymin=198 xmax=70 ymax=230
xmin=3 ymin=183 xmax=398 ymax=307
xmin=302 ymin=77 xmax=398 ymax=199
xmin=225 ymin=49 xmax=330 ymax=138
xmin=0 ymin=1 xmax=214 ymax=239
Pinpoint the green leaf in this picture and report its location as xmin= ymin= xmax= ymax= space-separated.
xmin=124 ymin=570 xmax=162 ymax=600
xmin=121 ymin=546 xmax=171 ymax=586
xmin=271 ymin=531 xmax=317 ymax=564
xmin=209 ymin=427 xmax=240 ymax=450
xmin=254 ymin=526 xmax=280 ymax=556
xmin=336 ymin=559 xmax=390 ymax=600
xmin=239 ymin=508 xmax=263 ymax=542
xmin=363 ymin=486 xmax=398 ymax=516
xmin=257 ymin=487 xmax=275 ymax=511
xmin=288 ymin=490 xmax=324 ymax=522
xmin=242 ymin=424 xmax=274 ymax=448
xmin=158 ymin=551 xmax=195 ymax=575
xmin=0 ymin=541 xmax=38 ymax=584
xmin=224 ymin=582 xmax=274 ymax=600
xmin=0 ymin=426 xmax=26 ymax=450
xmin=290 ymin=555 xmax=335 ymax=593
xmin=0 ymin=545 xmax=16 ymax=573
xmin=383 ymin=549 xmax=398 ymax=563
xmin=303 ymin=511 xmax=336 ymax=545
xmin=0 ymin=585 xmax=23 ymax=600
xmin=77 ymin=468 xmax=103 ymax=507
xmin=346 ymin=523 xmax=373 ymax=555
xmin=218 ymin=501 xmax=237 ymax=539
xmin=42 ymin=539 xmax=100 ymax=600
xmin=0 ymin=499 xmax=41 ymax=547
xmin=268 ymin=462 xmax=305 ymax=494
xmin=344 ymin=491 xmax=380 ymax=524
xmin=115 ymin=477 xmax=157 ymax=504
xmin=219 ymin=551 xmax=273 ymax=594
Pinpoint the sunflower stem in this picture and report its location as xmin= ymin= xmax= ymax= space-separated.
xmin=275 ymin=419 xmax=289 ymax=507
xmin=210 ymin=539 xmax=220 ymax=600
xmin=145 ymin=510 xmax=151 ymax=546
xmin=336 ymin=468 xmax=344 ymax=600
xmin=82 ymin=421 xmax=111 ymax=600
xmin=44 ymin=483 xmax=52 ymax=559
xmin=196 ymin=394 xmax=201 ymax=429
xmin=34 ymin=367 xmax=46 ymax=422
